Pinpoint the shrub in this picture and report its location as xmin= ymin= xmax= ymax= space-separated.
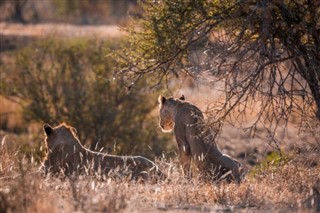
xmin=1 ymin=37 xmax=169 ymax=157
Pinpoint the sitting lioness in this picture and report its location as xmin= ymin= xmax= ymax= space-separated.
xmin=42 ymin=123 xmax=162 ymax=180
xmin=158 ymin=95 xmax=242 ymax=183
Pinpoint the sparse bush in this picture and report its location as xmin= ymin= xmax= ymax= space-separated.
xmin=1 ymin=37 xmax=169 ymax=157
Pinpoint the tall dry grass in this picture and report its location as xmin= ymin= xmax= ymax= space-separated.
xmin=0 ymin=132 xmax=319 ymax=213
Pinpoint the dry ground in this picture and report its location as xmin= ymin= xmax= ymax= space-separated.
xmin=0 ymin=22 xmax=125 ymax=38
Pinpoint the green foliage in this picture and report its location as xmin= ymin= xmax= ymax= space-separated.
xmin=250 ymin=151 xmax=288 ymax=177
xmin=116 ymin=0 xmax=236 ymax=81
xmin=1 ymin=37 xmax=168 ymax=157
xmin=117 ymin=0 xmax=320 ymax=126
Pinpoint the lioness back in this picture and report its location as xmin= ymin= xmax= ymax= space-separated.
xmin=42 ymin=123 xmax=163 ymax=181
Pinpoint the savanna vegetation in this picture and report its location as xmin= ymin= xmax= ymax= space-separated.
xmin=0 ymin=37 xmax=170 ymax=157
xmin=0 ymin=0 xmax=319 ymax=212
xmin=117 ymin=0 xmax=320 ymax=126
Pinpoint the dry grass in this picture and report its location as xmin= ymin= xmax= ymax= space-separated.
xmin=0 ymin=96 xmax=25 ymax=133
xmin=0 ymin=132 xmax=319 ymax=213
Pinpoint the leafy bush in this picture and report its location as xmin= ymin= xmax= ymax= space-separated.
xmin=250 ymin=150 xmax=288 ymax=177
xmin=1 ymin=37 xmax=169 ymax=157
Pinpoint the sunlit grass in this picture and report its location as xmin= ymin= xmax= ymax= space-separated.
xmin=0 ymin=134 xmax=319 ymax=212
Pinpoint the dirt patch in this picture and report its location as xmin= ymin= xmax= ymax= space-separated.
xmin=0 ymin=22 xmax=125 ymax=52
xmin=0 ymin=22 xmax=126 ymax=38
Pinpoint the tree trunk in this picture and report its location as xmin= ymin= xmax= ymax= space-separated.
xmin=293 ymin=56 xmax=320 ymax=120
xmin=308 ymin=75 xmax=320 ymax=120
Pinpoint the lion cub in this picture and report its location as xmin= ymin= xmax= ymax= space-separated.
xmin=42 ymin=123 xmax=162 ymax=180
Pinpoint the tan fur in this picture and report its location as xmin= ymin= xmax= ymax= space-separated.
xmin=158 ymin=95 xmax=242 ymax=183
xmin=42 ymin=123 xmax=162 ymax=180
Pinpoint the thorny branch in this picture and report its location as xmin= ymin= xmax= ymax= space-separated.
xmin=116 ymin=0 xmax=320 ymax=139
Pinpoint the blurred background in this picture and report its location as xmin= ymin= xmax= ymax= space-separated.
xmin=0 ymin=0 xmax=174 ymax=161
xmin=0 ymin=0 xmax=140 ymax=25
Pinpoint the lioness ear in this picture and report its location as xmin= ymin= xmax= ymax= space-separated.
xmin=179 ymin=94 xmax=185 ymax=100
xmin=43 ymin=123 xmax=53 ymax=136
xmin=158 ymin=95 xmax=166 ymax=104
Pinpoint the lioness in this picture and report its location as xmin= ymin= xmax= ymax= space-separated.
xmin=158 ymin=95 xmax=242 ymax=183
xmin=42 ymin=123 xmax=162 ymax=180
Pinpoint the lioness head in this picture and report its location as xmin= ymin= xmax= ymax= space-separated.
xmin=158 ymin=95 xmax=185 ymax=132
xmin=158 ymin=95 xmax=174 ymax=132
xmin=43 ymin=123 xmax=79 ymax=151
xmin=43 ymin=123 xmax=81 ymax=174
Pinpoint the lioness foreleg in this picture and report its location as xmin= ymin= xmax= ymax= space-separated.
xmin=179 ymin=148 xmax=192 ymax=177
xmin=217 ymin=154 xmax=241 ymax=183
xmin=176 ymin=138 xmax=192 ymax=177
